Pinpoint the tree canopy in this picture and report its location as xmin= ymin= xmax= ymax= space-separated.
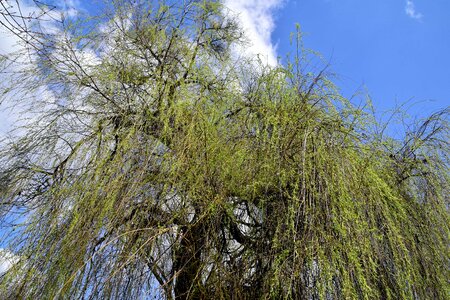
xmin=0 ymin=1 xmax=448 ymax=299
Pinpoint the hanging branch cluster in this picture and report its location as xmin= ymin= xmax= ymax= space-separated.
xmin=0 ymin=1 xmax=448 ymax=299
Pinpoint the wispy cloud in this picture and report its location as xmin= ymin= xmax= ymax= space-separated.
xmin=223 ymin=0 xmax=284 ymax=66
xmin=405 ymin=0 xmax=423 ymax=20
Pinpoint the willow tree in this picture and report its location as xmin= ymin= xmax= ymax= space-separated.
xmin=0 ymin=0 xmax=448 ymax=299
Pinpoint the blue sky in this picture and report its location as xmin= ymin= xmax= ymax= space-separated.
xmin=272 ymin=0 xmax=450 ymax=117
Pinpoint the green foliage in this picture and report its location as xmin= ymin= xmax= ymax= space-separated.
xmin=0 ymin=1 xmax=448 ymax=299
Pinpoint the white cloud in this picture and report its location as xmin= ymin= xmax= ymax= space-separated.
xmin=0 ymin=0 xmax=38 ymax=54
xmin=0 ymin=0 xmax=83 ymax=54
xmin=0 ymin=29 xmax=20 ymax=55
xmin=223 ymin=0 xmax=284 ymax=66
xmin=405 ymin=0 xmax=423 ymax=20
xmin=0 ymin=249 xmax=18 ymax=275
xmin=0 ymin=1 xmax=48 ymax=137
xmin=0 ymin=0 xmax=91 ymax=138
xmin=0 ymin=1 xmax=34 ymax=137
